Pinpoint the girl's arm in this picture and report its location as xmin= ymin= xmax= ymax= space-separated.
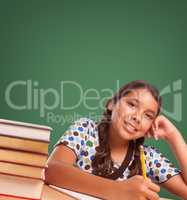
xmin=152 ymin=115 xmax=187 ymax=198
xmin=167 ymin=127 xmax=187 ymax=183
xmin=45 ymin=145 xmax=160 ymax=200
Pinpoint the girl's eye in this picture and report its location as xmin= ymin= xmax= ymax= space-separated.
xmin=145 ymin=114 xmax=154 ymax=120
xmin=127 ymin=102 xmax=136 ymax=108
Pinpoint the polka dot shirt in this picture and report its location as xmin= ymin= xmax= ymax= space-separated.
xmin=55 ymin=118 xmax=180 ymax=184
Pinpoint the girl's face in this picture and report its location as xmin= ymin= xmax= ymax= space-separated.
xmin=108 ymin=88 xmax=159 ymax=141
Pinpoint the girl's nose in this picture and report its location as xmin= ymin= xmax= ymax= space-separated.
xmin=131 ymin=115 xmax=141 ymax=124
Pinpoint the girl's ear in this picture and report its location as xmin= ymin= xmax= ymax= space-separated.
xmin=106 ymin=100 xmax=114 ymax=111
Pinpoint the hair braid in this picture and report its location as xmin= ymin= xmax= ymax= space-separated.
xmin=91 ymin=109 xmax=114 ymax=177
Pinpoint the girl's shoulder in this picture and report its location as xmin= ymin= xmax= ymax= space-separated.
xmin=143 ymin=145 xmax=163 ymax=159
xmin=70 ymin=117 xmax=98 ymax=128
xmin=67 ymin=117 xmax=98 ymax=138
xmin=143 ymin=145 xmax=180 ymax=183
xmin=143 ymin=144 xmax=177 ymax=167
xmin=143 ymin=145 xmax=161 ymax=154
xmin=54 ymin=117 xmax=99 ymax=153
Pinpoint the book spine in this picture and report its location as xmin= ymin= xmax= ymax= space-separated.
xmin=0 ymin=172 xmax=44 ymax=181
xmin=0 ymin=160 xmax=47 ymax=169
xmin=0 ymin=147 xmax=48 ymax=156
xmin=0 ymin=132 xmax=50 ymax=143
xmin=0 ymin=193 xmax=40 ymax=200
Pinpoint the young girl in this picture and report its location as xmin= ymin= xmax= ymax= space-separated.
xmin=45 ymin=80 xmax=187 ymax=200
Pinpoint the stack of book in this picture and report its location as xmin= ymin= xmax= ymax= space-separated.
xmin=0 ymin=119 xmax=51 ymax=200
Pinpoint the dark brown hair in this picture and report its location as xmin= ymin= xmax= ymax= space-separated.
xmin=91 ymin=80 xmax=162 ymax=178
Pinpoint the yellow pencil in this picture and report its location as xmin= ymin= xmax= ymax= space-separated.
xmin=140 ymin=145 xmax=147 ymax=179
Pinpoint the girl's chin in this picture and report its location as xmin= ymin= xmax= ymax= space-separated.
xmin=120 ymin=131 xmax=144 ymax=141
xmin=118 ymin=133 xmax=136 ymax=141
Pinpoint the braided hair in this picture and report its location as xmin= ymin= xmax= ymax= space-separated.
xmin=91 ymin=80 xmax=162 ymax=178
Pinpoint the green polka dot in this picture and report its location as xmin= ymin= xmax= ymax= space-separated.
xmin=86 ymin=140 xmax=93 ymax=147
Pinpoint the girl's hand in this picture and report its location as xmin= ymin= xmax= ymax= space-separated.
xmin=113 ymin=175 xmax=160 ymax=200
xmin=149 ymin=115 xmax=179 ymax=142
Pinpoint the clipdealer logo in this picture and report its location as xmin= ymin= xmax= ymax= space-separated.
xmin=4 ymin=79 xmax=182 ymax=124
xmin=4 ymin=80 xmax=118 ymax=121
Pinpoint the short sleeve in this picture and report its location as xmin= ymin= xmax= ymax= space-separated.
xmin=54 ymin=118 xmax=96 ymax=158
xmin=144 ymin=146 xmax=180 ymax=184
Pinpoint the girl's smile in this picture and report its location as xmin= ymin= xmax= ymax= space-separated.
xmin=123 ymin=121 xmax=138 ymax=134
